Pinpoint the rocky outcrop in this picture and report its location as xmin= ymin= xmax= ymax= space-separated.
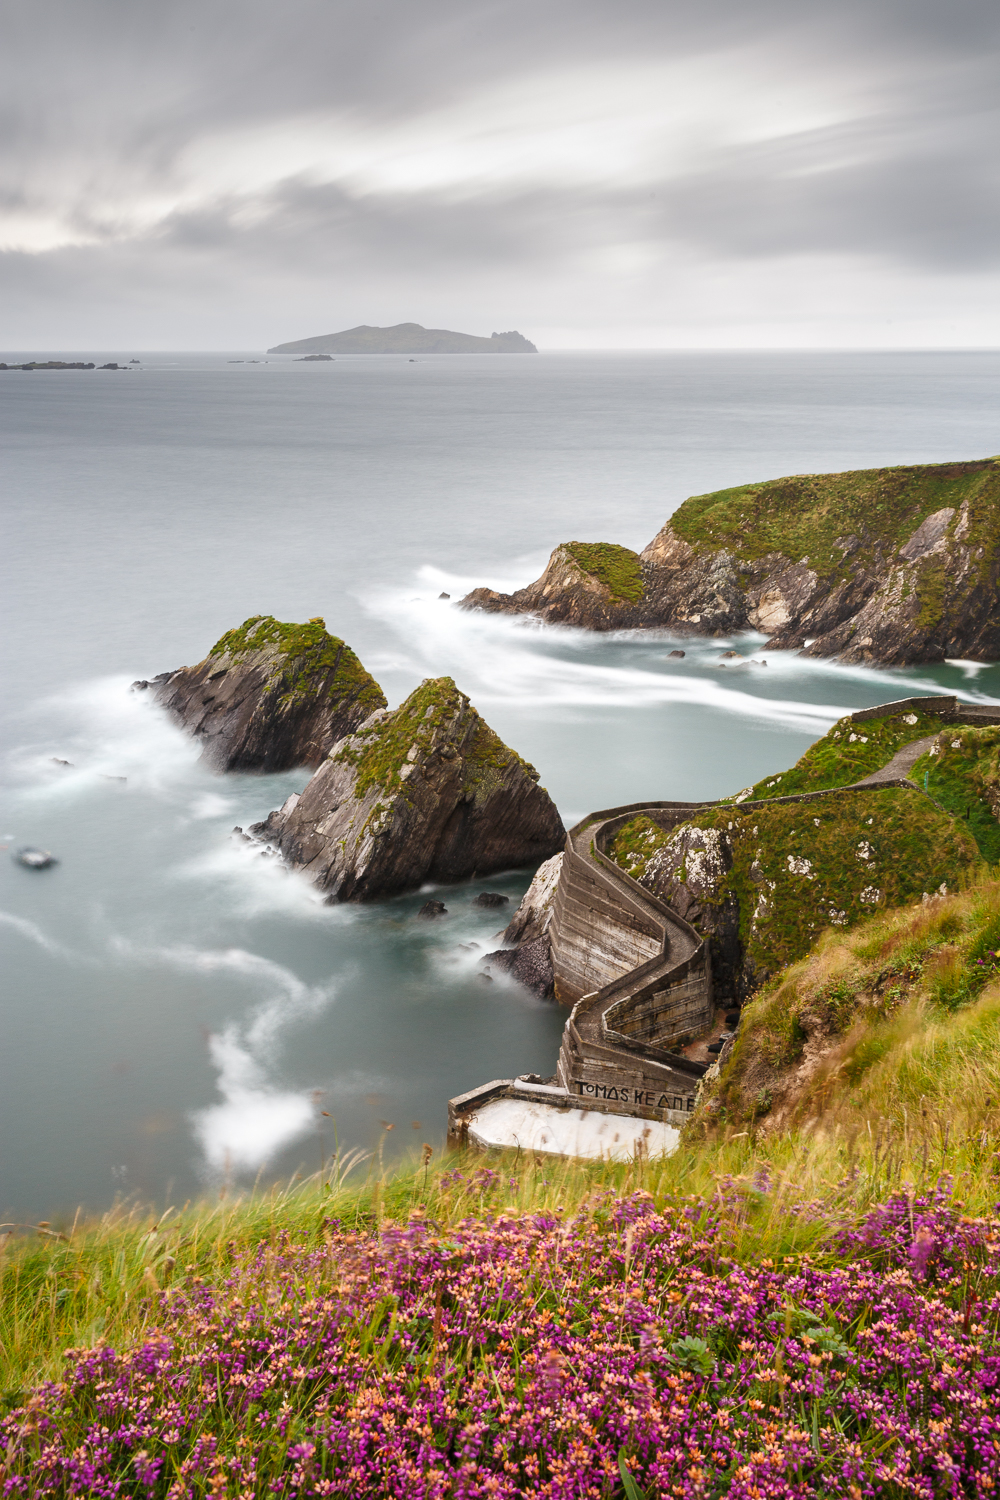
xmin=460 ymin=458 xmax=1000 ymax=666
xmin=483 ymin=852 xmax=563 ymax=997
xmin=250 ymin=678 xmax=565 ymax=901
xmin=138 ymin=616 xmax=386 ymax=772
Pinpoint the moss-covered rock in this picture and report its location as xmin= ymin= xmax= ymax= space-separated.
xmin=250 ymin=677 xmax=566 ymax=900
xmin=144 ymin=615 xmax=386 ymax=772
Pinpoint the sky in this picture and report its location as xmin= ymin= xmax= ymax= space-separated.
xmin=2 ymin=0 xmax=999 ymax=350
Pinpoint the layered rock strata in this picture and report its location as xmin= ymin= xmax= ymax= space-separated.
xmin=484 ymin=852 xmax=563 ymax=997
xmin=138 ymin=616 xmax=385 ymax=773
xmin=460 ymin=458 xmax=1000 ymax=665
xmin=250 ymin=677 xmax=565 ymax=900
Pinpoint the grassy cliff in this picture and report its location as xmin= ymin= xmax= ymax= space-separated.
xmin=669 ymin=456 xmax=1000 ymax=585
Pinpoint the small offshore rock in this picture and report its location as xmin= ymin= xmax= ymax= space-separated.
xmin=438 ymin=592 xmax=451 ymax=600
xmin=149 ymin=615 xmax=385 ymax=773
xmin=667 ymin=649 xmax=685 ymax=659
xmin=418 ymin=900 xmax=448 ymax=919
xmin=15 ymin=847 xmax=56 ymax=869
xmin=50 ymin=758 xmax=73 ymax=767
xmin=473 ymin=891 xmax=509 ymax=908
xmin=476 ymin=971 xmax=494 ymax=984
xmin=719 ymin=649 xmax=741 ymax=659
xmin=252 ymin=677 xmax=565 ymax=901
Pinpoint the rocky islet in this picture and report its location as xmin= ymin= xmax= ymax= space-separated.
xmin=136 ymin=615 xmax=386 ymax=773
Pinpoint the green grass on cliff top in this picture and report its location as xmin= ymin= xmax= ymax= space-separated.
xmin=737 ymin=709 xmax=946 ymax=802
xmin=611 ymin=789 xmax=983 ymax=980
xmin=668 ymin=456 xmax=1000 ymax=582
xmin=564 ymin=541 xmax=645 ymax=603
xmin=208 ymin=615 xmax=386 ymax=714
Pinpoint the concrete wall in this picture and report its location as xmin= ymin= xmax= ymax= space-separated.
xmin=549 ymin=842 xmax=663 ymax=1005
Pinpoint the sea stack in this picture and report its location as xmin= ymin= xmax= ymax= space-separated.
xmin=138 ymin=615 xmax=386 ymax=772
xmin=251 ymin=677 xmax=566 ymax=900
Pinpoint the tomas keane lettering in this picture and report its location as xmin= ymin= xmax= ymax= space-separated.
xmin=575 ymin=1081 xmax=695 ymax=1112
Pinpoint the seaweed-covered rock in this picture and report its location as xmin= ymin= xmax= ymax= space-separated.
xmin=461 ymin=458 xmax=1000 ymax=666
xmin=144 ymin=616 xmax=385 ymax=772
xmin=250 ymin=677 xmax=565 ymax=900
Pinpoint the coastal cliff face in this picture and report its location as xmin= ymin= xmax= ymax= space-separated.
xmin=460 ymin=458 xmax=1000 ymax=665
xmin=142 ymin=616 xmax=386 ymax=773
xmin=251 ymin=677 xmax=566 ymax=900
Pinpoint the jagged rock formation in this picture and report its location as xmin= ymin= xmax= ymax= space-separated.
xmin=250 ymin=677 xmax=565 ymax=900
xmin=268 ymin=324 xmax=537 ymax=355
xmin=484 ymin=852 xmax=563 ymax=997
xmin=460 ymin=458 xmax=1000 ymax=665
xmin=137 ymin=616 xmax=386 ymax=773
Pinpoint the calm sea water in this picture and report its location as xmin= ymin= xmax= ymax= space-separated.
xmin=3 ymin=349 xmax=1000 ymax=1220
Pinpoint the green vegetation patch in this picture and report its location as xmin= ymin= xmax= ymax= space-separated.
xmin=565 ymin=541 xmax=645 ymax=603
xmin=668 ymin=457 xmax=1000 ymax=585
xmin=335 ymin=676 xmax=537 ymax=804
xmin=912 ymin=725 xmax=1000 ymax=863
xmin=209 ymin=615 xmax=386 ymax=715
xmin=736 ymin=709 xmax=948 ymax=801
xmin=607 ymin=814 xmax=671 ymax=879
xmin=696 ymin=789 xmax=982 ymax=978
xmin=612 ymin=792 xmax=982 ymax=981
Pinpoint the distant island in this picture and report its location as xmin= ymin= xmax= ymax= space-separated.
xmin=267 ymin=323 xmax=537 ymax=355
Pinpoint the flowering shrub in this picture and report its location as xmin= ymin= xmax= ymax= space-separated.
xmin=3 ymin=1182 xmax=1000 ymax=1497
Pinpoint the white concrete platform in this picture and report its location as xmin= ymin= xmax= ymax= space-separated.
xmin=466 ymin=1098 xmax=680 ymax=1160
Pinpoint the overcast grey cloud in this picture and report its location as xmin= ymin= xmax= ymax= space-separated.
xmin=2 ymin=0 xmax=998 ymax=348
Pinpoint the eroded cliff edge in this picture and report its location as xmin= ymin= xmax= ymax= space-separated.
xmin=138 ymin=615 xmax=386 ymax=772
xmin=251 ymin=676 xmax=566 ymax=900
xmin=460 ymin=458 xmax=1000 ymax=665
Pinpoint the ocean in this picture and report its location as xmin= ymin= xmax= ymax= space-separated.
xmin=2 ymin=348 xmax=1000 ymax=1220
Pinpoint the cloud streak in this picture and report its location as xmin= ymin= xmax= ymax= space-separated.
xmin=1 ymin=0 xmax=998 ymax=346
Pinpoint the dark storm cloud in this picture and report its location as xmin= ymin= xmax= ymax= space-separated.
xmin=1 ymin=0 xmax=998 ymax=344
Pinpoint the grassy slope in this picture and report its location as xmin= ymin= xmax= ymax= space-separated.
xmin=8 ymin=884 xmax=1000 ymax=1491
xmin=668 ymin=456 xmax=1000 ymax=586
xmin=706 ymin=873 xmax=1000 ymax=1133
xmin=563 ymin=542 xmax=645 ymax=603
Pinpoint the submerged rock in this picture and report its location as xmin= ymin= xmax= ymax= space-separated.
xmin=418 ymin=900 xmax=448 ymax=919
xmin=473 ymin=891 xmax=509 ymax=908
xmin=250 ymin=677 xmax=566 ymax=901
xmin=460 ymin=458 xmax=1000 ymax=666
xmin=146 ymin=616 xmax=386 ymax=773
xmin=15 ymin=846 xmax=56 ymax=869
